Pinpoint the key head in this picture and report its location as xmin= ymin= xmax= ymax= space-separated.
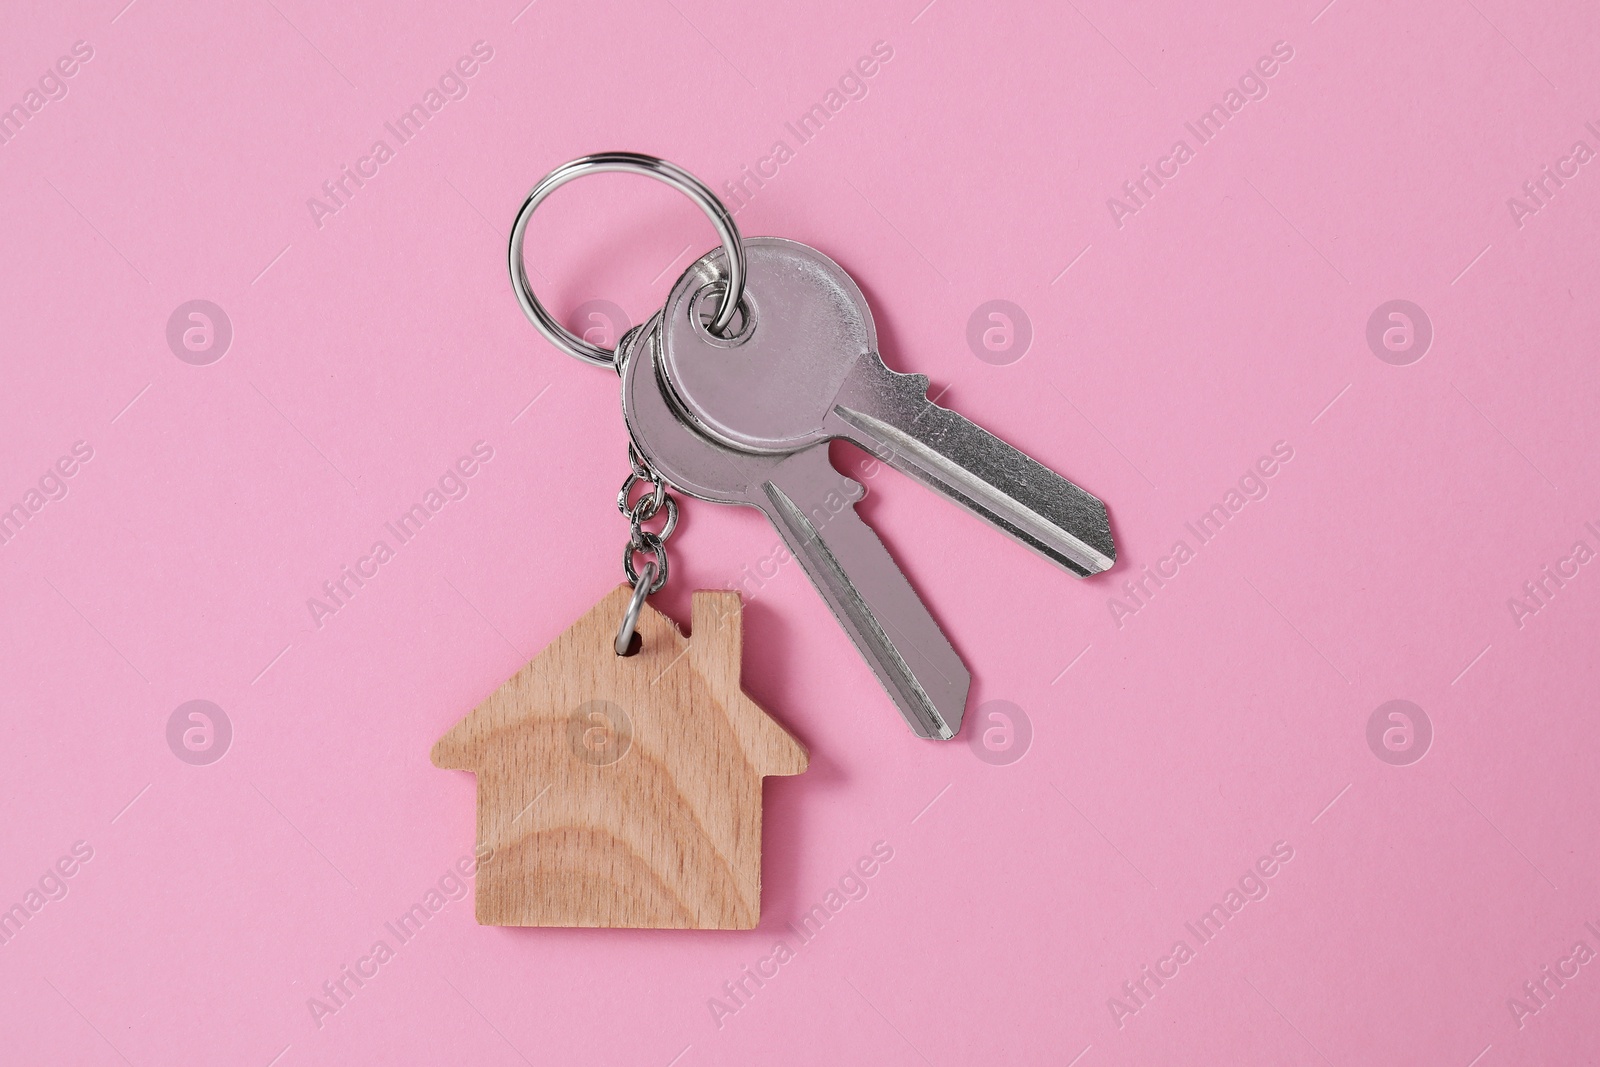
xmin=619 ymin=313 xmax=775 ymax=506
xmin=658 ymin=238 xmax=875 ymax=454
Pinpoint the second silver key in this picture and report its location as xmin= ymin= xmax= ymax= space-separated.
xmin=620 ymin=315 xmax=969 ymax=740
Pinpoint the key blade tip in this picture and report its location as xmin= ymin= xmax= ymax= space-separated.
xmin=883 ymin=655 xmax=967 ymax=740
xmin=1079 ymin=539 xmax=1117 ymax=576
xmin=909 ymin=708 xmax=962 ymax=741
xmin=1042 ymin=528 xmax=1116 ymax=578
xmin=1051 ymin=498 xmax=1116 ymax=577
xmin=909 ymin=677 xmax=967 ymax=740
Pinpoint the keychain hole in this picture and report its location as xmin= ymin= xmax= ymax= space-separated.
xmin=691 ymin=283 xmax=756 ymax=348
xmin=617 ymin=631 xmax=642 ymax=657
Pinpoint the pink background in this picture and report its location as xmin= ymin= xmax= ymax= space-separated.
xmin=3 ymin=0 xmax=1599 ymax=1063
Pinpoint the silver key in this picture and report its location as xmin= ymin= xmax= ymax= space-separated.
xmin=619 ymin=315 xmax=969 ymax=740
xmin=656 ymin=238 xmax=1116 ymax=577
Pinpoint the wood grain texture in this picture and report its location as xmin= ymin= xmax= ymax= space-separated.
xmin=432 ymin=585 xmax=807 ymax=929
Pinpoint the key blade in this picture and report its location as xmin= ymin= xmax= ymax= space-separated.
xmin=830 ymin=356 xmax=1116 ymax=577
xmin=757 ymin=449 xmax=969 ymax=740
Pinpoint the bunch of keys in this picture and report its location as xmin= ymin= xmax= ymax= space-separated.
xmin=431 ymin=153 xmax=1116 ymax=928
xmin=510 ymin=154 xmax=1117 ymax=741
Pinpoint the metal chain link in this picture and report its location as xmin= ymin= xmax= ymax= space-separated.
xmin=617 ymin=443 xmax=676 ymax=596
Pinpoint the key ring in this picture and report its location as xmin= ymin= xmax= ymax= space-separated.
xmin=508 ymin=152 xmax=747 ymax=369
xmin=614 ymin=560 xmax=656 ymax=655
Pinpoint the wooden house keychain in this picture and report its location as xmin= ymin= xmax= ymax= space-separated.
xmin=432 ymin=153 xmax=1117 ymax=929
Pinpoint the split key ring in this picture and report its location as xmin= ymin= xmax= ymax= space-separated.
xmin=507 ymin=152 xmax=747 ymax=369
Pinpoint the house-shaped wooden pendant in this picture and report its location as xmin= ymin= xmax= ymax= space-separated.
xmin=431 ymin=585 xmax=807 ymax=929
